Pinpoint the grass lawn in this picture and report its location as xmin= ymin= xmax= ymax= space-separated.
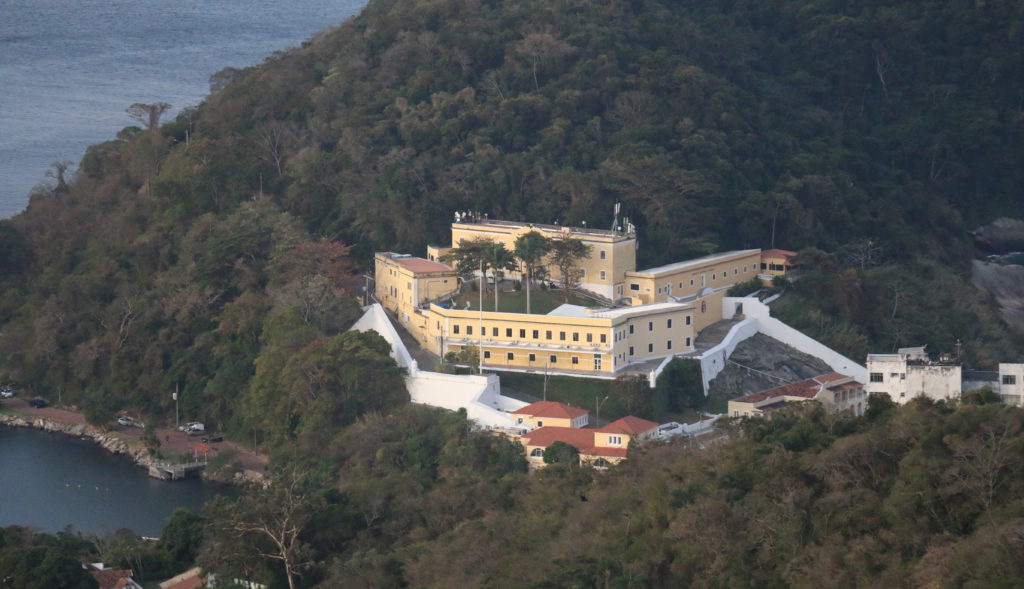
xmin=452 ymin=283 xmax=594 ymax=314
xmin=499 ymin=372 xmax=630 ymax=423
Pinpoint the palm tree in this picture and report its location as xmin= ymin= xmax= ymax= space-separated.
xmin=483 ymin=242 xmax=517 ymax=311
xmin=548 ymin=236 xmax=592 ymax=302
xmin=513 ymin=231 xmax=551 ymax=314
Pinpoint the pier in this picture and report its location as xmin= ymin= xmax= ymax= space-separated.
xmin=148 ymin=460 xmax=207 ymax=481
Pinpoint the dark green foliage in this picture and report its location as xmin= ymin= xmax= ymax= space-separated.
xmin=653 ymin=357 xmax=704 ymax=418
xmin=542 ymin=440 xmax=580 ymax=466
xmin=0 ymin=527 xmax=98 ymax=589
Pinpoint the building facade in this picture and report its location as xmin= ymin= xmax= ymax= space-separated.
xmin=866 ymin=346 xmax=962 ymax=404
xmin=728 ymin=373 xmax=866 ymax=418
xmin=998 ymin=363 xmax=1024 ymax=406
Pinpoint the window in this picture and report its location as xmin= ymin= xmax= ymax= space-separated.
xmin=734 ymin=268 xmax=738 ymax=275
xmin=648 ymin=321 xmax=653 ymax=331
xmin=600 ymin=334 xmax=607 ymax=343
xmin=407 ymin=281 xmax=412 ymax=289
xmin=600 ymin=250 xmax=606 ymax=260
xmin=685 ymin=315 xmax=691 ymax=325
xmin=600 ymin=270 xmax=606 ymax=280
xmin=572 ymin=357 xmax=579 ymax=365
xmin=629 ymin=325 xmax=634 ymax=335
xmin=493 ymin=327 xmax=499 ymax=337
xmin=586 ymin=333 xmax=592 ymax=343
xmin=507 ymin=352 xmax=514 ymax=360
xmin=573 ymin=332 xmax=579 ymax=342
xmin=529 ymin=353 xmax=536 ymax=362
xmin=744 ymin=265 xmax=748 ymax=272
xmin=580 ymin=268 xmax=586 ymax=278
xmin=453 ymin=325 xmax=460 ymax=334
xmin=667 ymin=340 xmax=672 ymax=350
xmin=689 ymin=279 xmax=695 ymax=286
xmin=629 ymin=346 xmax=635 ymax=356
xmin=537 ymin=421 xmax=543 ymax=427
xmin=594 ymin=354 xmax=602 ymax=370
xmin=608 ymin=435 xmax=622 ymax=446
xmin=550 ymin=355 xmax=557 ymax=364
xmin=506 ymin=328 xmax=512 ymax=337
xmin=560 ymin=331 xmax=566 ymax=341
xmin=466 ymin=326 xmax=473 ymax=335
xmin=1004 ymin=375 xmax=1018 ymax=385
xmin=533 ymin=329 xmax=539 ymax=339
xmin=484 ymin=351 xmax=491 ymax=359
xmin=761 ymin=263 xmax=767 ymax=270
xmin=647 ymin=343 xmax=653 ymax=353
xmin=685 ymin=337 xmax=691 ymax=347
xmin=520 ymin=329 xmax=526 ymax=338
xmin=546 ymin=330 xmax=552 ymax=340
xmin=667 ymin=319 xmax=673 ymax=328
xmin=712 ymin=273 xmax=716 ymax=280
xmin=630 ymin=283 xmax=640 ymax=291
xmin=870 ymin=373 xmax=884 ymax=383
xmin=530 ymin=448 xmax=544 ymax=457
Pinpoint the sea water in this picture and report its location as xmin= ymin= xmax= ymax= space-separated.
xmin=0 ymin=0 xmax=366 ymax=219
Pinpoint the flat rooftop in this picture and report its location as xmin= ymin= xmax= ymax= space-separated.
xmin=630 ymin=249 xmax=761 ymax=276
xmin=379 ymin=252 xmax=454 ymax=274
xmin=547 ymin=301 xmax=691 ymax=320
xmin=454 ymin=218 xmax=635 ymax=240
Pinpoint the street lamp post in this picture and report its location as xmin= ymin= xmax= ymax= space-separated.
xmin=596 ymin=395 xmax=609 ymax=427
xmin=478 ymin=258 xmax=484 ymax=375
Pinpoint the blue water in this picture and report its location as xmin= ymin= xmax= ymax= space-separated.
xmin=0 ymin=0 xmax=366 ymax=219
xmin=0 ymin=426 xmax=235 ymax=536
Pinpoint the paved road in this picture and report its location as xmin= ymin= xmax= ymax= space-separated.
xmin=1 ymin=398 xmax=267 ymax=476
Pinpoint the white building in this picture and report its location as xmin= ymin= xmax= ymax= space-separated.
xmin=866 ymin=346 xmax=961 ymax=405
xmin=997 ymin=363 xmax=1024 ymax=406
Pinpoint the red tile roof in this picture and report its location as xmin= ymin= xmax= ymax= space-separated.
xmin=512 ymin=400 xmax=589 ymax=420
xmin=762 ymin=249 xmax=798 ymax=258
xmin=89 ymin=568 xmax=137 ymax=589
xmin=521 ymin=426 xmax=595 ymax=451
xmin=733 ymin=373 xmax=856 ymax=404
xmin=598 ymin=416 xmax=659 ymax=436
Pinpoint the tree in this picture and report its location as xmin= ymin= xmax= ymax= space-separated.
xmin=513 ymin=231 xmax=551 ymax=314
xmin=441 ymin=238 xmax=491 ymax=296
xmin=543 ymin=441 xmax=580 ymax=466
xmin=201 ymin=470 xmax=325 ymax=589
xmin=547 ymin=237 xmax=592 ymax=302
xmin=126 ymin=102 xmax=172 ymax=132
xmin=482 ymin=241 xmax=516 ymax=311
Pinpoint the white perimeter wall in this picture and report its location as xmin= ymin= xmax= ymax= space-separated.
xmin=695 ymin=317 xmax=760 ymax=392
xmin=723 ymin=297 xmax=868 ymax=384
xmin=350 ymin=304 xmax=526 ymax=428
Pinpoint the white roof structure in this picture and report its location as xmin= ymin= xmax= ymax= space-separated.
xmin=632 ymin=249 xmax=760 ymax=276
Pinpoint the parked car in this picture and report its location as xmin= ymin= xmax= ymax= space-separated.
xmin=28 ymin=399 xmax=47 ymax=408
xmin=201 ymin=435 xmax=223 ymax=443
xmin=0 ymin=388 xmax=15 ymax=398
xmin=117 ymin=416 xmax=133 ymax=427
xmin=178 ymin=421 xmax=205 ymax=433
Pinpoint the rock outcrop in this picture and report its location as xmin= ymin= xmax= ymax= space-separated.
xmin=708 ymin=333 xmax=834 ymax=399
xmin=0 ymin=413 xmax=162 ymax=472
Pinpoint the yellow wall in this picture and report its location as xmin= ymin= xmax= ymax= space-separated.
xmin=593 ymin=431 xmax=632 ymax=448
xmin=623 ymin=250 xmax=761 ymax=305
xmin=514 ymin=414 xmax=576 ymax=429
xmin=449 ymin=221 xmax=637 ymax=300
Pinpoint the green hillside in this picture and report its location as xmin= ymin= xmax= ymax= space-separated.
xmin=0 ymin=0 xmax=1022 ymax=430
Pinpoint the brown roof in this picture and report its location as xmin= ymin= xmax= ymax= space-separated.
xmin=598 ymin=416 xmax=659 ymax=436
xmin=733 ymin=373 xmax=856 ymax=404
xmin=89 ymin=568 xmax=136 ymax=589
xmin=521 ymin=426 xmax=595 ymax=451
xmin=392 ymin=256 xmax=453 ymax=274
xmin=762 ymin=249 xmax=798 ymax=258
xmin=512 ymin=400 xmax=589 ymax=420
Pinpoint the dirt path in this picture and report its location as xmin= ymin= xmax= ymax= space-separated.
xmin=2 ymin=398 xmax=267 ymax=477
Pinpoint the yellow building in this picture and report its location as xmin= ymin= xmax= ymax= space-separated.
xmin=442 ymin=216 xmax=638 ymax=302
xmin=759 ymin=249 xmax=799 ymax=284
xmin=374 ymin=252 xmax=460 ymax=323
xmin=511 ymin=400 xmax=590 ymax=429
xmin=375 ymin=217 xmax=773 ymax=379
xmin=622 ymin=249 xmax=762 ymax=306
xmin=518 ymin=415 xmax=659 ymax=468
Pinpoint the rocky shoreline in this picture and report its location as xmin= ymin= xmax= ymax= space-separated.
xmin=0 ymin=412 xmax=257 ymax=484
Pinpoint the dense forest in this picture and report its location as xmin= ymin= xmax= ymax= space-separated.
xmin=8 ymin=397 xmax=1024 ymax=588
xmin=0 ymin=0 xmax=1022 ymax=428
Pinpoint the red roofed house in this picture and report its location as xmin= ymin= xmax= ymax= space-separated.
xmin=519 ymin=415 xmax=659 ymax=469
xmin=85 ymin=564 xmax=143 ymax=589
xmin=759 ymin=249 xmax=799 ymax=284
xmin=728 ymin=373 xmax=866 ymax=419
xmin=511 ymin=400 xmax=590 ymax=429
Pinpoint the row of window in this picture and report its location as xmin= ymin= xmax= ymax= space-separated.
xmin=612 ymin=316 xmax=691 ymax=342
xmin=630 ymin=264 xmax=754 ymax=293
xmin=481 ymin=350 xmax=603 ymax=370
xmin=451 ymin=324 xmax=607 ymax=343
xmin=617 ymin=338 xmax=692 ymax=360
